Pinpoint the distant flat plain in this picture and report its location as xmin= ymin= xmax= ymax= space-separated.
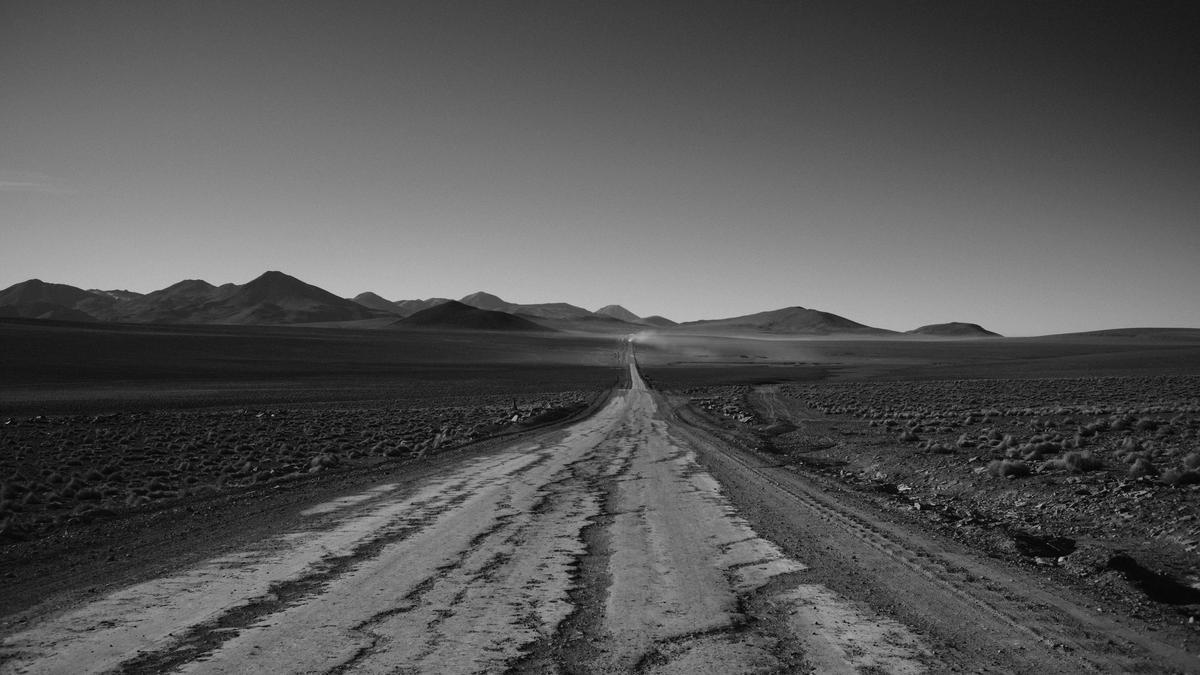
xmin=6 ymin=319 xmax=1200 ymax=413
xmin=0 ymin=318 xmax=621 ymax=414
xmin=634 ymin=329 xmax=1200 ymax=387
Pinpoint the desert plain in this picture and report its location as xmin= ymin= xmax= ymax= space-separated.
xmin=2 ymin=317 xmax=1200 ymax=672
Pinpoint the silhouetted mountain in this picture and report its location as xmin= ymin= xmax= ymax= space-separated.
xmin=459 ymin=291 xmax=593 ymax=320
xmin=641 ymin=315 xmax=678 ymax=328
xmin=907 ymin=322 xmax=1001 ymax=337
xmin=0 ymin=279 xmax=97 ymax=308
xmin=185 ymin=271 xmax=385 ymax=324
xmin=680 ymin=306 xmax=894 ymax=335
xmin=393 ymin=298 xmax=451 ymax=316
xmin=595 ymin=305 xmax=641 ymax=323
xmin=351 ymin=292 xmax=402 ymax=314
xmin=0 ymin=279 xmax=110 ymax=320
xmin=101 ymin=279 xmax=231 ymax=322
xmin=397 ymin=300 xmax=552 ymax=332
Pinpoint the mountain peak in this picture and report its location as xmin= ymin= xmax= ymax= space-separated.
xmin=460 ymin=291 xmax=510 ymax=311
xmin=399 ymin=300 xmax=551 ymax=332
xmin=681 ymin=305 xmax=893 ymax=335
xmin=352 ymin=291 xmax=401 ymax=313
xmin=907 ymin=322 xmax=1001 ymax=337
xmin=595 ymin=304 xmax=641 ymax=323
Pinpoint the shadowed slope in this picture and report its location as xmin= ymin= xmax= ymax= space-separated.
xmin=398 ymin=300 xmax=554 ymax=332
xmin=460 ymin=291 xmax=594 ymax=320
xmin=393 ymin=298 xmax=452 ymax=317
xmin=351 ymin=292 xmax=402 ymax=314
xmin=907 ymin=322 xmax=1001 ymax=337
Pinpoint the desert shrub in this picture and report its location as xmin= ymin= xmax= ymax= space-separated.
xmin=1160 ymin=469 xmax=1200 ymax=486
xmin=1044 ymin=451 xmax=1105 ymax=473
xmin=897 ymin=430 xmax=919 ymax=443
xmin=1065 ymin=451 xmax=1103 ymax=472
xmin=1128 ymin=457 xmax=1156 ymax=479
xmin=988 ymin=459 xmax=1031 ymax=478
xmin=75 ymin=486 xmax=102 ymax=501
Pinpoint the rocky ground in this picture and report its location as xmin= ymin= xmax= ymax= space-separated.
xmin=675 ymin=374 xmax=1200 ymax=637
xmin=0 ymin=391 xmax=598 ymax=545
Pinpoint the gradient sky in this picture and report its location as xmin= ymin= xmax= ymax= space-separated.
xmin=3 ymin=1 xmax=1198 ymax=336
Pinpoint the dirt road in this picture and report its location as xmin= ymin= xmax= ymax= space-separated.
xmin=2 ymin=359 xmax=1196 ymax=673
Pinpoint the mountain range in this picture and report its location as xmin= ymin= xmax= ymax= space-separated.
xmin=0 ymin=271 xmax=1000 ymax=336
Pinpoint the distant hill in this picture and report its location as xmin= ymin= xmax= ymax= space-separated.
xmin=680 ymin=306 xmax=894 ymax=335
xmin=907 ymin=322 xmax=1001 ymax=338
xmin=641 ymin=315 xmax=678 ymax=328
xmin=1039 ymin=327 xmax=1200 ymax=341
xmin=102 ymin=279 xmax=234 ymax=322
xmin=181 ymin=271 xmax=384 ymax=324
xmin=459 ymin=291 xmax=510 ymax=312
xmin=0 ymin=279 xmax=97 ymax=308
xmin=595 ymin=305 xmax=641 ymax=323
xmin=393 ymin=298 xmax=451 ymax=316
xmin=459 ymin=291 xmax=594 ymax=320
xmin=0 ymin=279 xmax=111 ymax=320
xmin=351 ymin=291 xmax=402 ymax=314
xmin=397 ymin=300 xmax=552 ymax=332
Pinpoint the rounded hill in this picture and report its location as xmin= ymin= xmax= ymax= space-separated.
xmin=398 ymin=301 xmax=553 ymax=332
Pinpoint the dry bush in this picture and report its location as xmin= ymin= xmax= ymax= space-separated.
xmin=1183 ymin=452 xmax=1200 ymax=471
xmin=1160 ymin=469 xmax=1200 ymax=486
xmin=1044 ymin=451 xmax=1104 ymax=473
xmin=988 ymin=459 xmax=1030 ymax=478
xmin=1127 ymin=457 xmax=1156 ymax=478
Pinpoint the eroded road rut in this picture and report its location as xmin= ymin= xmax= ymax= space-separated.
xmin=2 ymin=362 xmax=1195 ymax=673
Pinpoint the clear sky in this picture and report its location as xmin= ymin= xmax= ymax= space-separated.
xmin=3 ymin=1 xmax=1198 ymax=336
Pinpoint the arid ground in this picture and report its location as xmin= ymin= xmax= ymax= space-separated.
xmin=2 ymin=320 xmax=1199 ymax=672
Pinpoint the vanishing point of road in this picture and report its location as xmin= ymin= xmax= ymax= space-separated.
xmin=2 ymin=347 xmax=1195 ymax=673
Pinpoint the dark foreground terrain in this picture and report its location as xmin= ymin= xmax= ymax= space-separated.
xmin=2 ymin=322 xmax=1199 ymax=671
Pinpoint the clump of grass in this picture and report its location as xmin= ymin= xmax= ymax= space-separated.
xmin=1045 ymin=451 xmax=1104 ymax=473
xmin=1127 ymin=457 xmax=1156 ymax=479
xmin=1160 ymin=469 xmax=1200 ymax=486
xmin=1183 ymin=452 xmax=1200 ymax=471
xmin=988 ymin=459 xmax=1031 ymax=478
